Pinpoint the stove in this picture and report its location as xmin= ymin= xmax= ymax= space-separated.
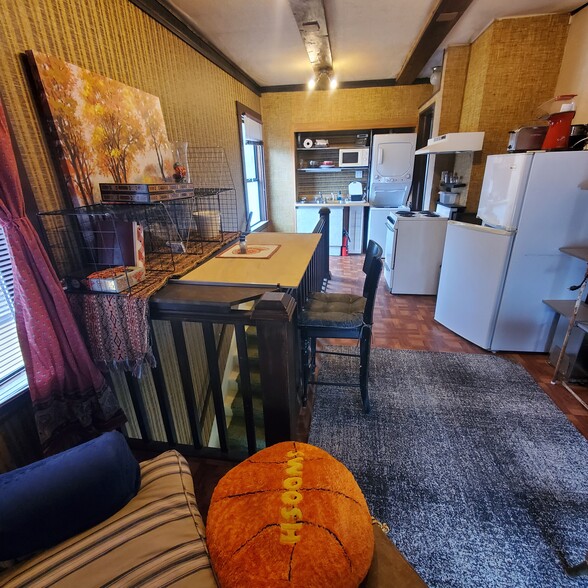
xmin=392 ymin=210 xmax=442 ymax=220
xmin=384 ymin=211 xmax=448 ymax=294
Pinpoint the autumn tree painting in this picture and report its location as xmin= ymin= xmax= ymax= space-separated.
xmin=82 ymin=73 xmax=147 ymax=184
xmin=136 ymin=93 xmax=170 ymax=181
xmin=27 ymin=50 xmax=173 ymax=208
xmin=32 ymin=53 xmax=96 ymax=207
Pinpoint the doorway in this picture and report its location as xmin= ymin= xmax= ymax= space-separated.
xmin=411 ymin=104 xmax=434 ymax=211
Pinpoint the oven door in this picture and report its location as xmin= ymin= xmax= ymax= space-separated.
xmin=384 ymin=217 xmax=397 ymax=290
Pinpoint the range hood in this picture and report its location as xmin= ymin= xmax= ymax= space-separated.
xmin=415 ymin=132 xmax=485 ymax=155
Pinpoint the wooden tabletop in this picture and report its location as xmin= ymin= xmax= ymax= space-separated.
xmin=180 ymin=232 xmax=321 ymax=289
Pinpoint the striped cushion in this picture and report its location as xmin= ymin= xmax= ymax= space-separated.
xmin=0 ymin=451 xmax=217 ymax=588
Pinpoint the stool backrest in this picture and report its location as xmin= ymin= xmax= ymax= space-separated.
xmin=362 ymin=246 xmax=383 ymax=326
xmin=362 ymin=239 xmax=382 ymax=275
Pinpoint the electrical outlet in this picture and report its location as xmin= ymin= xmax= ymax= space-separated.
xmin=355 ymin=170 xmax=363 ymax=179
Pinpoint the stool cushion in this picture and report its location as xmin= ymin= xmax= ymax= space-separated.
xmin=300 ymin=293 xmax=366 ymax=328
xmin=206 ymin=441 xmax=374 ymax=588
xmin=0 ymin=431 xmax=140 ymax=562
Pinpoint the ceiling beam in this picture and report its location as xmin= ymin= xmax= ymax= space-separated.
xmin=288 ymin=0 xmax=333 ymax=77
xmin=396 ymin=0 xmax=474 ymax=86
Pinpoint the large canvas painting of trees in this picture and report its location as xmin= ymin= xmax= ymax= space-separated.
xmin=27 ymin=50 xmax=173 ymax=208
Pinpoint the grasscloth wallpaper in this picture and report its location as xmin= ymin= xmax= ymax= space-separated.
xmin=438 ymin=45 xmax=470 ymax=137
xmin=0 ymin=0 xmax=260 ymax=215
xmin=459 ymin=14 xmax=569 ymax=211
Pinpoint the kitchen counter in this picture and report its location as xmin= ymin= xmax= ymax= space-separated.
xmin=295 ymin=201 xmax=368 ymax=255
xmin=295 ymin=201 xmax=369 ymax=207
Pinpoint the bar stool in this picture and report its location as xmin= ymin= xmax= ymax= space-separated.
xmin=298 ymin=242 xmax=383 ymax=413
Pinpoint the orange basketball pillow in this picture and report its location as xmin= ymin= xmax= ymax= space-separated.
xmin=206 ymin=441 xmax=374 ymax=588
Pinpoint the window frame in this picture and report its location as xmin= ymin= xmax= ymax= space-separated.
xmin=0 ymin=225 xmax=28 ymax=406
xmin=236 ymin=103 xmax=268 ymax=231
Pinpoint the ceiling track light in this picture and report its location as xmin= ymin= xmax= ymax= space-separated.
xmin=308 ymin=68 xmax=337 ymax=91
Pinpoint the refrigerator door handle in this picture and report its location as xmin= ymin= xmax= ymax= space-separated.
xmin=448 ymin=220 xmax=513 ymax=236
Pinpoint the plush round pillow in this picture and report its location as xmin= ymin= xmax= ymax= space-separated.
xmin=206 ymin=441 xmax=374 ymax=588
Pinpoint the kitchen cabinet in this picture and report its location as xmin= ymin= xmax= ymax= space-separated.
xmin=295 ymin=130 xmax=371 ymax=205
xmin=296 ymin=205 xmax=344 ymax=256
xmin=296 ymin=203 xmax=368 ymax=256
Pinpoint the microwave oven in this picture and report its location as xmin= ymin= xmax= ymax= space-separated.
xmin=338 ymin=148 xmax=369 ymax=168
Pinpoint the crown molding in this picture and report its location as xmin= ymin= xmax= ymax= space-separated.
xmin=129 ymin=0 xmax=262 ymax=96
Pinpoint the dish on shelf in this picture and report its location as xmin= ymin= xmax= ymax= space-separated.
xmin=320 ymin=161 xmax=335 ymax=168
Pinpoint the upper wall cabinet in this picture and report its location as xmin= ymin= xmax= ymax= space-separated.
xmin=296 ymin=130 xmax=370 ymax=173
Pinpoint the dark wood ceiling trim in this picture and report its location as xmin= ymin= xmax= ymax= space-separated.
xmin=260 ymin=77 xmax=430 ymax=93
xmin=396 ymin=0 xmax=474 ymax=86
xmin=128 ymin=0 xmax=261 ymax=96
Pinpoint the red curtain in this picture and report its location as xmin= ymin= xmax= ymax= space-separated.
xmin=0 ymin=98 xmax=126 ymax=455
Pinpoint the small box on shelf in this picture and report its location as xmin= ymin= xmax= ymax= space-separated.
xmin=86 ymin=266 xmax=146 ymax=293
xmin=99 ymin=183 xmax=195 ymax=204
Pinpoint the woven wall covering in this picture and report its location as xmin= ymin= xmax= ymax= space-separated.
xmin=438 ymin=46 xmax=471 ymax=137
xmin=0 ymin=0 xmax=260 ymax=216
xmin=460 ymin=14 xmax=569 ymax=212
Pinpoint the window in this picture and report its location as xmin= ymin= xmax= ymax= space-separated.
xmin=0 ymin=226 xmax=27 ymax=404
xmin=237 ymin=104 xmax=267 ymax=230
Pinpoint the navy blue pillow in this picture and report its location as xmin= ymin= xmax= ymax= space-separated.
xmin=0 ymin=431 xmax=141 ymax=561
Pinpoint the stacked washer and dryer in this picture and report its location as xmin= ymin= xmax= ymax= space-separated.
xmin=366 ymin=133 xmax=417 ymax=249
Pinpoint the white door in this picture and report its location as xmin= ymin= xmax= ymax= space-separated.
xmin=296 ymin=206 xmax=344 ymax=256
xmin=329 ymin=207 xmax=344 ymax=255
xmin=295 ymin=207 xmax=320 ymax=233
xmin=477 ymin=153 xmax=533 ymax=230
xmin=434 ymin=221 xmax=514 ymax=349
xmin=383 ymin=219 xmax=396 ymax=289
xmin=371 ymin=134 xmax=416 ymax=181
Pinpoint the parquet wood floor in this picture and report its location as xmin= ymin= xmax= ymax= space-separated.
xmin=322 ymin=254 xmax=588 ymax=440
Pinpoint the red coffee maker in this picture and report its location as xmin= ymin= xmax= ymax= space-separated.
xmin=537 ymin=95 xmax=577 ymax=150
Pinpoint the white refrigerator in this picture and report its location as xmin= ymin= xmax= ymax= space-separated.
xmin=434 ymin=151 xmax=588 ymax=351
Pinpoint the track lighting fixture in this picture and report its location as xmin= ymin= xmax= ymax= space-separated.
xmin=307 ymin=68 xmax=337 ymax=91
xmin=429 ymin=66 xmax=442 ymax=91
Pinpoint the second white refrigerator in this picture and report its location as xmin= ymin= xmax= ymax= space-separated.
xmin=434 ymin=151 xmax=588 ymax=352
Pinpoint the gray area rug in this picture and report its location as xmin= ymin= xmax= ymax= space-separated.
xmin=308 ymin=347 xmax=588 ymax=588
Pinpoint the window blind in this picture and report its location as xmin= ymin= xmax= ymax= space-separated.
xmin=242 ymin=114 xmax=263 ymax=144
xmin=0 ymin=227 xmax=27 ymax=404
